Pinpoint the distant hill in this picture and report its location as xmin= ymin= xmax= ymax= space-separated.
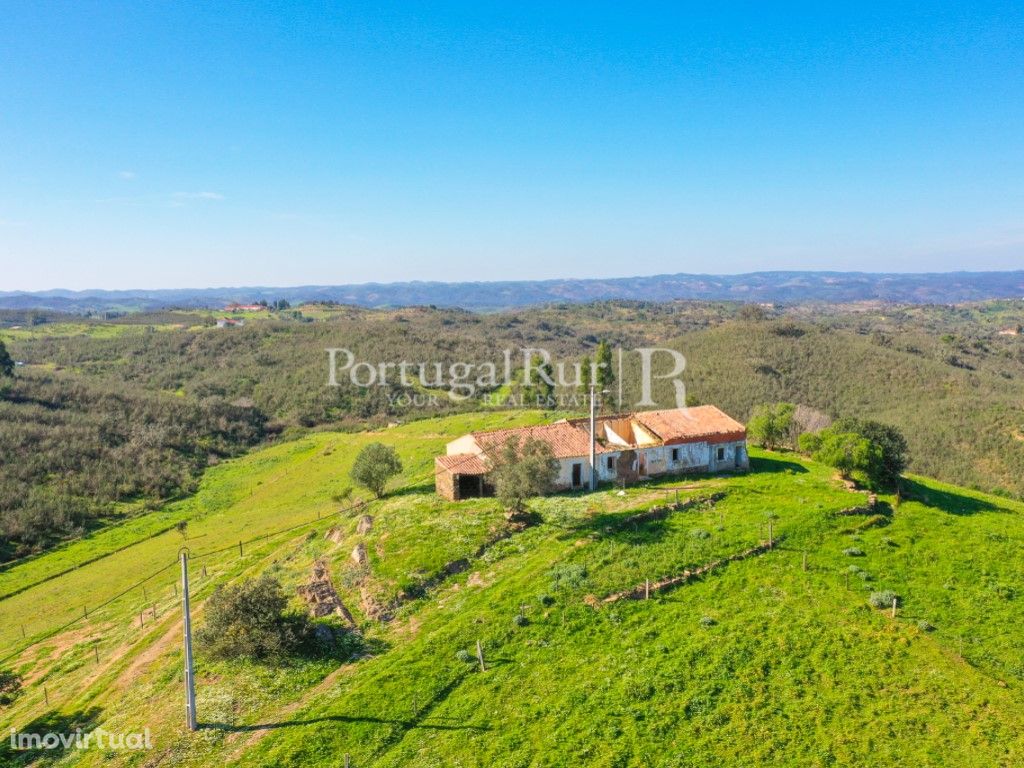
xmin=3 ymin=270 xmax=1024 ymax=312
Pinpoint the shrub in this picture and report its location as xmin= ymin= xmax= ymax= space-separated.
xmin=550 ymin=563 xmax=588 ymax=591
xmin=843 ymin=547 xmax=865 ymax=557
xmin=869 ymin=590 xmax=900 ymax=609
xmin=699 ymin=615 xmax=717 ymax=628
xmin=689 ymin=528 xmax=711 ymax=540
xmin=0 ymin=670 xmax=21 ymax=705
xmin=196 ymin=574 xmax=311 ymax=661
xmin=538 ymin=594 xmax=555 ymax=606
xmin=349 ymin=443 xmax=403 ymax=498
xmin=813 ymin=432 xmax=881 ymax=481
xmin=0 ymin=340 xmax=13 ymax=377
xmin=512 ymin=613 xmax=529 ymax=627
xmin=455 ymin=649 xmax=472 ymax=663
xmin=747 ymin=402 xmax=796 ymax=450
xmin=918 ymin=620 xmax=936 ymax=632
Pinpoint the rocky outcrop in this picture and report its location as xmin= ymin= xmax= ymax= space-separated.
xmin=296 ymin=559 xmax=357 ymax=626
xmin=351 ymin=542 xmax=368 ymax=565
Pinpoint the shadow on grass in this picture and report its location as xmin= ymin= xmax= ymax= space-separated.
xmin=382 ymin=481 xmax=436 ymax=500
xmin=202 ymin=670 xmax=489 ymax=734
xmin=0 ymin=706 xmax=104 ymax=766
xmin=901 ymin=478 xmax=1001 ymax=516
xmin=749 ymin=456 xmax=808 ymax=475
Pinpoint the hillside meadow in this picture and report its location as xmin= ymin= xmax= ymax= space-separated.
xmin=1 ymin=412 xmax=1024 ymax=766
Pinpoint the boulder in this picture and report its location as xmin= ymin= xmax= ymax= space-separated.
xmin=351 ymin=542 xmax=368 ymax=565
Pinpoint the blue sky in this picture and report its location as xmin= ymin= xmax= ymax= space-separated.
xmin=1 ymin=1 xmax=1022 ymax=290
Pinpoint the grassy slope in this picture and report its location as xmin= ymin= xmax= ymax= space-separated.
xmin=1 ymin=414 xmax=1024 ymax=766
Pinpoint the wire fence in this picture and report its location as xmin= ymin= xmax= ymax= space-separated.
xmin=0 ymin=452 xmax=485 ymax=672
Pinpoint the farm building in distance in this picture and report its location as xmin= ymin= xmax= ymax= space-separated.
xmin=435 ymin=405 xmax=748 ymax=501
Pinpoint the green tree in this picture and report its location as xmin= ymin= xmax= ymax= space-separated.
xmin=488 ymin=436 xmax=560 ymax=514
xmin=578 ymin=354 xmax=593 ymax=395
xmin=594 ymin=340 xmax=615 ymax=393
xmin=523 ymin=354 xmax=555 ymax=408
xmin=812 ymin=431 xmax=881 ymax=480
xmin=0 ymin=341 xmax=13 ymax=377
xmin=196 ymin=574 xmax=309 ymax=661
xmin=350 ymin=442 xmax=403 ymax=498
xmin=834 ymin=418 xmax=909 ymax=487
xmin=747 ymin=402 xmax=796 ymax=450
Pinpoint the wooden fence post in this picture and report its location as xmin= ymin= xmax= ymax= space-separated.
xmin=645 ymin=579 xmax=650 ymax=600
xmin=891 ymin=597 xmax=897 ymax=619
xmin=476 ymin=639 xmax=486 ymax=672
xmin=802 ymin=551 xmax=807 ymax=572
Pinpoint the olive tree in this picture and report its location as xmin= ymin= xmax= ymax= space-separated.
xmin=350 ymin=442 xmax=403 ymax=498
xmin=196 ymin=574 xmax=310 ymax=661
xmin=488 ymin=436 xmax=560 ymax=514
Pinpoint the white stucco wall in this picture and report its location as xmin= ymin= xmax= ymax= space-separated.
xmin=707 ymin=441 xmax=748 ymax=472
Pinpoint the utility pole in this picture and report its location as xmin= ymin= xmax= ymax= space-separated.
xmin=589 ymin=382 xmax=597 ymax=491
xmin=180 ymin=550 xmax=197 ymax=732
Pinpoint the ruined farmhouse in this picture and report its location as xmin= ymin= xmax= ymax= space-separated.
xmin=435 ymin=405 xmax=748 ymax=501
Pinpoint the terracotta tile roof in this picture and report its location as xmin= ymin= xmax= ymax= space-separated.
xmin=632 ymin=405 xmax=746 ymax=445
xmin=435 ymin=453 xmax=489 ymax=475
xmin=472 ymin=421 xmax=613 ymax=459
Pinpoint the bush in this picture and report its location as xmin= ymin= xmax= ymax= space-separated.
xmin=843 ymin=547 xmax=865 ymax=557
xmin=699 ymin=615 xmax=717 ymax=628
xmin=550 ymin=564 xmax=588 ymax=591
xmin=350 ymin=443 xmax=403 ymax=498
xmin=538 ymin=594 xmax=555 ymax=606
xmin=0 ymin=670 xmax=21 ymax=705
xmin=689 ymin=528 xmax=711 ymax=540
xmin=512 ymin=613 xmax=529 ymax=627
xmin=917 ymin=620 xmax=936 ymax=632
xmin=869 ymin=590 xmax=900 ymax=609
xmin=196 ymin=574 xmax=311 ymax=661
xmin=455 ymin=649 xmax=472 ymax=663
xmin=747 ymin=402 xmax=796 ymax=450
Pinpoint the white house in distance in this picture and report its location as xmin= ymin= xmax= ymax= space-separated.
xmin=435 ymin=405 xmax=748 ymax=501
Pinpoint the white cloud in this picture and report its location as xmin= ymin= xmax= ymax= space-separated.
xmin=118 ymin=170 xmax=137 ymax=180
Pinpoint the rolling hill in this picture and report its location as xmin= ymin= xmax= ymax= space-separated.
xmin=3 ymin=270 xmax=1024 ymax=312
xmin=2 ymin=412 xmax=1023 ymax=766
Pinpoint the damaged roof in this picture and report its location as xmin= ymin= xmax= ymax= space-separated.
xmin=471 ymin=421 xmax=616 ymax=459
xmin=632 ymin=405 xmax=746 ymax=445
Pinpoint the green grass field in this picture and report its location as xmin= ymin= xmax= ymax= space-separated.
xmin=2 ymin=412 xmax=1024 ymax=766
